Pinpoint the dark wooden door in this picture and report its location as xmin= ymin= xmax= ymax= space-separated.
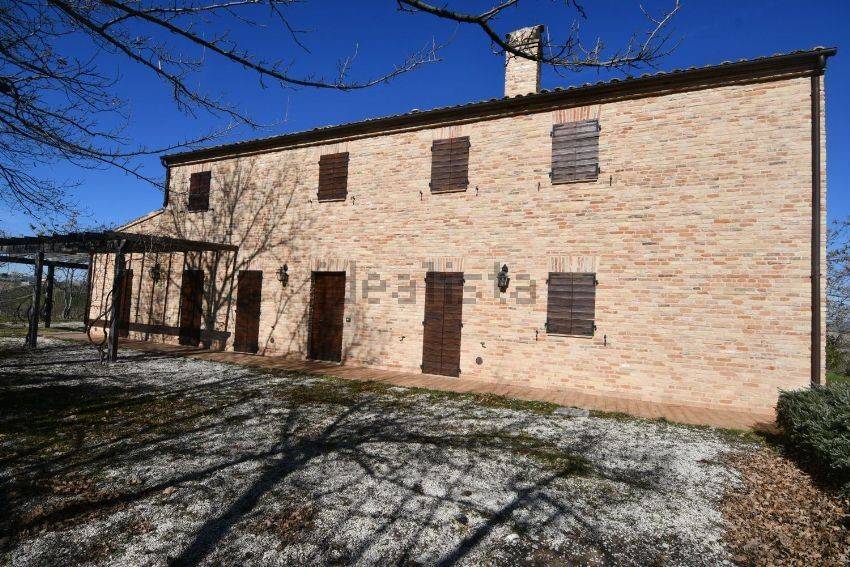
xmin=308 ymin=272 xmax=346 ymax=362
xmin=234 ymin=270 xmax=262 ymax=353
xmin=179 ymin=270 xmax=204 ymax=346
xmin=117 ymin=269 xmax=133 ymax=337
xmin=422 ymin=272 xmax=463 ymax=377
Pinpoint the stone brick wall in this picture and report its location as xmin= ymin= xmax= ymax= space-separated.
xmin=89 ymin=72 xmax=826 ymax=413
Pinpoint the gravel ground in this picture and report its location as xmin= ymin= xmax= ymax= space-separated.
xmin=0 ymin=337 xmax=756 ymax=566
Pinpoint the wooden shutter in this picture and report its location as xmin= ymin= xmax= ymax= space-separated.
xmin=430 ymin=137 xmax=470 ymax=193
xmin=188 ymin=171 xmax=211 ymax=211
xmin=439 ymin=272 xmax=464 ymax=376
xmin=546 ymin=272 xmax=596 ymax=336
xmin=421 ymin=273 xmax=445 ymax=375
xmin=550 ymin=120 xmax=600 ymax=184
xmin=317 ymin=152 xmax=349 ymax=202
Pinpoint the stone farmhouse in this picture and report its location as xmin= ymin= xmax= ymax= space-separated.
xmin=86 ymin=27 xmax=835 ymax=415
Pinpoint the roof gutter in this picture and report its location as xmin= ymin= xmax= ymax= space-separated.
xmin=162 ymin=48 xmax=836 ymax=166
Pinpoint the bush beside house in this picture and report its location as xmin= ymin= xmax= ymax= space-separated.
xmin=826 ymin=335 xmax=850 ymax=385
xmin=776 ymin=383 xmax=850 ymax=493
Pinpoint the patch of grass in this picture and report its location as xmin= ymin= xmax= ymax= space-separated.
xmin=588 ymin=409 xmax=767 ymax=445
xmin=266 ymin=370 xmax=559 ymax=415
xmin=827 ymin=371 xmax=850 ymax=386
xmin=254 ymin=363 xmax=767 ymax=444
xmin=673 ymin=420 xmax=768 ymax=445
xmin=0 ymin=325 xmax=27 ymax=338
xmin=432 ymin=430 xmax=590 ymax=477
xmin=589 ymin=409 xmax=636 ymax=422
xmin=519 ymin=446 xmax=590 ymax=475
xmin=465 ymin=393 xmax=559 ymax=414
xmin=0 ymin=375 xmax=242 ymax=468
xmin=407 ymin=388 xmax=558 ymax=415
xmin=273 ymin=375 xmax=402 ymax=407
xmin=494 ymin=434 xmax=589 ymax=477
xmin=280 ymin=380 xmax=359 ymax=406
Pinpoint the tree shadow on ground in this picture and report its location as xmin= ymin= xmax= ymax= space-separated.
xmin=1 ymin=342 xmax=681 ymax=566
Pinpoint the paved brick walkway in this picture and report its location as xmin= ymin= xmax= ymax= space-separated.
xmin=48 ymin=331 xmax=776 ymax=431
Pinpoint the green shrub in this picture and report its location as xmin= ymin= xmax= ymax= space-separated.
xmin=776 ymin=383 xmax=850 ymax=491
xmin=826 ymin=334 xmax=848 ymax=375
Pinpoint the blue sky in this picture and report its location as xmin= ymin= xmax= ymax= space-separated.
xmin=0 ymin=0 xmax=846 ymax=234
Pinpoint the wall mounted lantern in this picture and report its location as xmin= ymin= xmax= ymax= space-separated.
xmin=497 ymin=264 xmax=510 ymax=293
xmin=148 ymin=263 xmax=163 ymax=284
xmin=277 ymin=264 xmax=289 ymax=287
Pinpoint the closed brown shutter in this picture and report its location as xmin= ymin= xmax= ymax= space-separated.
xmin=421 ymin=273 xmax=445 ymax=374
xmin=188 ymin=171 xmax=211 ymax=211
xmin=546 ymin=272 xmax=596 ymax=336
xmin=317 ymin=152 xmax=349 ymax=201
xmin=550 ymin=120 xmax=600 ymax=184
xmin=430 ymin=137 xmax=470 ymax=193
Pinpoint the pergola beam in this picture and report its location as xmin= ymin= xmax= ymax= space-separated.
xmin=0 ymin=255 xmax=88 ymax=270
xmin=0 ymin=231 xmax=238 ymax=255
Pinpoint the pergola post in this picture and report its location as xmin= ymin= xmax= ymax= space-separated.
xmin=25 ymin=251 xmax=44 ymax=348
xmin=83 ymin=253 xmax=94 ymax=325
xmin=107 ymin=244 xmax=126 ymax=362
xmin=43 ymin=264 xmax=55 ymax=328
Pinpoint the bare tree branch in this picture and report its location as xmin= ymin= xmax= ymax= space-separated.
xmin=0 ymin=1 xmax=442 ymax=221
xmin=397 ymin=0 xmax=680 ymax=71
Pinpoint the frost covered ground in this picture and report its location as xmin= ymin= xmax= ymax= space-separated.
xmin=0 ymin=337 xmax=756 ymax=566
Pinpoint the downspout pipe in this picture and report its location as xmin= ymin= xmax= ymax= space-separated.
xmin=811 ymin=54 xmax=828 ymax=385
xmin=161 ymin=156 xmax=170 ymax=207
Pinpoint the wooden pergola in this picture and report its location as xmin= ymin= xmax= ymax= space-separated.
xmin=0 ymin=231 xmax=237 ymax=361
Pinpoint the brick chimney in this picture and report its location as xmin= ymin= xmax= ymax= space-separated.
xmin=504 ymin=25 xmax=543 ymax=97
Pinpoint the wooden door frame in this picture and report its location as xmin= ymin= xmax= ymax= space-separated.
xmin=307 ymin=270 xmax=347 ymax=362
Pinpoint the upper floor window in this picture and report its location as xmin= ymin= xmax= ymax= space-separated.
xmin=430 ymin=136 xmax=470 ymax=194
xmin=550 ymin=120 xmax=600 ymax=184
xmin=187 ymin=171 xmax=211 ymax=212
xmin=546 ymin=272 xmax=597 ymax=336
xmin=318 ymin=152 xmax=349 ymax=202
